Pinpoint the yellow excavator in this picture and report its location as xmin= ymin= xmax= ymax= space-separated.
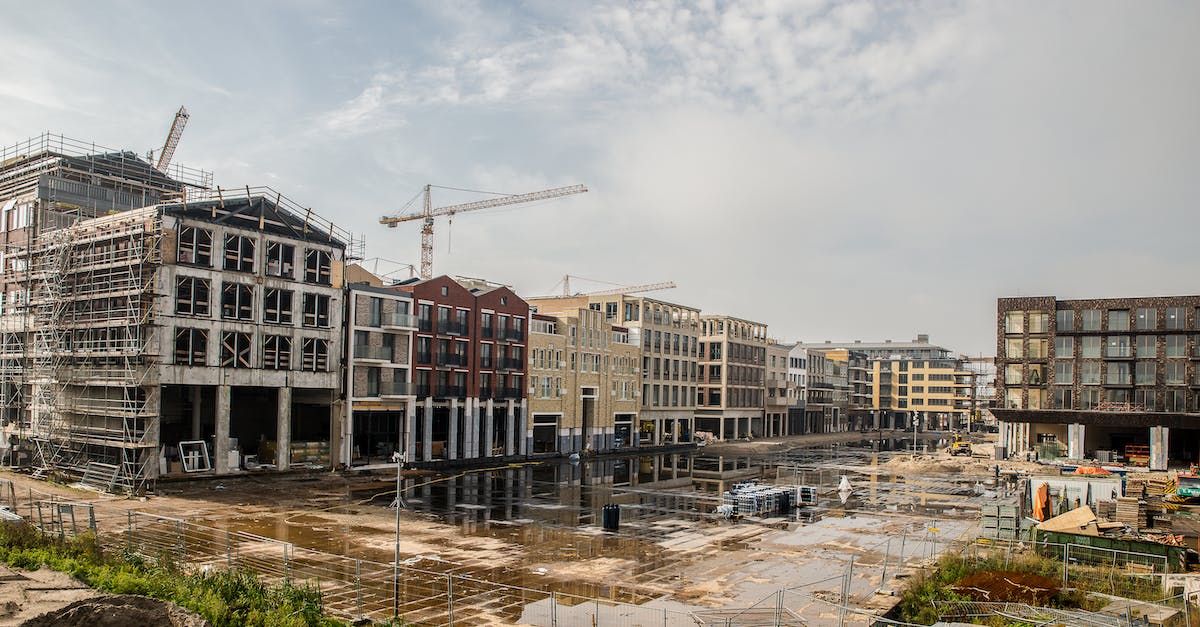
xmin=948 ymin=433 xmax=972 ymax=456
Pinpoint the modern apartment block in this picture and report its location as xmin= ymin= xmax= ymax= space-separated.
xmin=995 ymin=295 xmax=1200 ymax=470
xmin=391 ymin=276 xmax=529 ymax=462
xmin=764 ymin=341 xmax=791 ymax=437
xmin=528 ymin=294 xmax=700 ymax=446
xmin=526 ymin=305 xmax=639 ymax=453
xmin=343 ymin=267 xmax=416 ymax=466
xmin=0 ymin=136 xmax=355 ymax=492
xmin=696 ymin=316 xmax=767 ymax=439
xmin=785 ymin=344 xmax=807 ymax=435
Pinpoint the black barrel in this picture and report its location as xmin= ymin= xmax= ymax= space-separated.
xmin=601 ymin=504 xmax=620 ymax=531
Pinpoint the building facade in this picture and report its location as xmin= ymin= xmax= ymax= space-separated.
xmin=696 ymin=316 xmax=767 ymax=439
xmin=994 ymin=295 xmax=1200 ymax=470
xmin=765 ymin=341 xmax=791 ymax=437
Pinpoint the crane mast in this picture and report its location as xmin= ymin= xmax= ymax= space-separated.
xmin=155 ymin=106 xmax=190 ymax=171
xmin=381 ymin=183 xmax=588 ymax=279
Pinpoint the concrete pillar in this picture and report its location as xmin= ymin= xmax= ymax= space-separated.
xmin=484 ymin=399 xmax=495 ymax=458
xmin=277 ymin=387 xmax=292 ymax=471
xmin=731 ymin=415 xmax=739 ymax=440
xmin=404 ymin=401 xmax=416 ymax=463
xmin=1150 ymin=426 xmax=1169 ymax=471
xmin=672 ymin=418 xmax=680 ymax=444
xmin=465 ymin=398 xmax=479 ymax=459
xmin=518 ymin=398 xmax=528 ymax=455
xmin=505 ymin=399 xmax=516 ymax=456
xmin=190 ymin=386 xmax=202 ymax=441
xmin=1067 ymin=423 xmax=1085 ymax=460
xmin=215 ymin=385 xmax=231 ymax=474
xmin=448 ymin=398 xmax=459 ymax=461
xmin=422 ymin=397 xmax=433 ymax=462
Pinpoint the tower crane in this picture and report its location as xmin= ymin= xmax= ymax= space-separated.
xmin=379 ymin=183 xmax=587 ymax=279
xmin=531 ymin=275 xmax=676 ymax=299
xmin=154 ymin=106 xmax=190 ymax=171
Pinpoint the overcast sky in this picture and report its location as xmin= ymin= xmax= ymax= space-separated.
xmin=3 ymin=1 xmax=1197 ymax=356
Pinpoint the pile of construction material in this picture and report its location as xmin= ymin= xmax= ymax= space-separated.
xmin=981 ymin=501 xmax=1020 ymax=540
xmin=722 ymin=482 xmax=796 ymax=517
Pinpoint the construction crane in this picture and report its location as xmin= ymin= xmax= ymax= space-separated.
xmin=531 ymin=275 xmax=676 ymax=299
xmin=380 ymin=183 xmax=587 ymax=279
xmin=154 ymin=106 xmax=190 ymax=171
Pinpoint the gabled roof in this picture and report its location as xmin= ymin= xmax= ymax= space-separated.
xmin=159 ymin=196 xmax=344 ymax=248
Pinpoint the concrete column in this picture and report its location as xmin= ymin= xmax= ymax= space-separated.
xmin=277 ymin=387 xmax=292 ymax=471
xmin=404 ymin=401 xmax=416 ymax=463
xmin=448 ymin=398 xmax=459 ymax=461
xmin=505 ymin=400 xmax=516 ymax=456
xmin=467 ymin=398 xmax=480 ymax=459
xmin=518 ymin=398 xmax=528 ymax=455
xmin=1150 ymin=426 xmax=1169 ymax=471
xmin=731 ymin=416 xmax=739 ymax=440
xmin=484 ymin=399 xmax=495 ymax=458
xmin=190 ymin=386 xmax=202 ymax=441
xmin=672 ymin=418 xmax=680 ymax=444
xmin=215 ymin=385 xmax=231 ymax=474
xmin=422 ymin=397 xmax=433 ymax=462
xmin=1067 ymin=423 xmax=1085 ymax=460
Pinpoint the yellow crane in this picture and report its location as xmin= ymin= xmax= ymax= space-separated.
xmin=379 ymin=183 xmax=587 ymax=279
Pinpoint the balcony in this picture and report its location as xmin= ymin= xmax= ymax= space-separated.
xmin=498 ymin=329 xmax=524 ymax=342
xmin=499 ymin=387 xmax=523 ymax=399
xmin=416 ymin=352 xmax=432 ymax=365
xmin=437 ymin=321 xmax=468 ymax=336
xmin=479 ymin=358 xmax=494 ymax=370
xmin=1103 ymin=347 xmax=1133 ymax=360
xmin=384 ymin=313 xmax=418 ymax=329
xmin=435 ymin=352 xmax=466 ymax=368
xmin=380 ymin=381 xmax=412 ymax=397
xmin=481 ymin=326 xmax=494 ymax=339
xmin=435 ymin=385 xmax=466 ymax=398
xmin=478 ymin=387 xmax=493 ymax=399
xmin=354 ymin=346 xmax=394 ymax=362
xmin=414 ymin=385 xmax=431 ymax=397
xmin=417 ymin=318 xmax=432 ymax=332
xmin=500 ymin=358 xmax=524 ymax=371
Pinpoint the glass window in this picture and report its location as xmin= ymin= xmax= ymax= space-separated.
xmin=1105 ymin=336 xmax=1130 ymax=358
xmin=1136 ymin=308 xmax=1156 ymax=330
xmin=1005 ymin=338 xmax=1023 ymax=359
xmin=1136 ymin=335 xmax=1156 ymax=358
xmin=1056 ymin=310 xmax=1074 ymax=332
xmin=1135 ymin=388 xmax=1156 ymax=411
xmin=1029 ymin=312 xmax=1049 ymax=333
xmin=1166 ymin=335 xmax=1186 ymax=357
xmin=1053 ymin=388 xmax=1072 ymax=409
xmin=1005 ymin=312 xmax=1024 ymax=334
xmin=1081 ymin=336 xmax=1101 ymax=358
xmin=1136 ymin=361 xmax=1156 ymax=385
xmin=1028 ymin=364 xmax=1046 ymax=385
xmin=1105 ymin=362 xmax=1130 ymax=385
xmin=1081 ymin=309 xmax=1101 ymax=331
xmin=1166 ymin=361 xmax=1186 ymax=385
xmin=1054 ymin=361 xmax=1073 ymax=384
xmin=1166 ymin=307 xmax=1186 ymax=330
xmin=1054 ymin=336 xmax=1073 ymax=358
xmin=1029 ymin=338 xmax=1049 ymax=358
xmin=1107 ymin=388 xmax=1130 ymax=404
xmin=1028 ymin=389 xmax=1046 ymax=409
xmin=1004 ymin=389 xmax=1021 ymax=409
xmin=1080 ymin=362 xmax=1100 ymax=385
xmin=1005 ymin=364 xmax=1022 ymax=385
xmin=1107 ymin=310 xmax=1129 ymax=331
xmin=1164 ymin=389 xmax=1185 ymax=412
xmin=1080 ymin=388 xmax=1101 ymax=410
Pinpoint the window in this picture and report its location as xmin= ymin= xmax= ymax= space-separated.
xmin=1136 ymin=362 xmax=1156 ymax=385
xmin=1135 ymin=388 xmax=1156 ymax=411
xmin=175 ymin=277 xmax=210 ymax=316
xmin=1105 ymin=336 xmax=1130 ymax=358
xmin=1081 ymin=309 xmax=1101 ymax=331
xmin=1004 ymin=311 xmax=1024 ymax=334
xmin=224 ymin=234 xmax=255 ymax=272
xmin=1166 ymin=335 xmax=1186 ymax=357
xmin=1054 ymin=336 xmax=1073 ymax=358
xmin=301 ymin=338 xmax=329 ymax=371
xmin=1166 ymin=361 xmax=1185 ymax=385
xmin=1080 ymin=336 xmax=1101 ymax=358
xmin=304 ymin=249 xmax=332 ymax=284
xmin=177 ymin=226 xmax=213 ymax=266
xmin=1166 ymin=307 xmax=1186 ymax=330
xmin=1105 ymin=362 xmax=1130 ymax=385
xmin=1107 ymin=310 xmax=1129 ymax=331
xmin=1056 ymin=310 xmax=1074 ymax=332
xmin=265 ymin=241 xmax=295 ymax=278
xmin=1080 ymin=362 xmax=1100 ymax=385
xmin=1053 ymin=388 xmax=1072 ymax=409
xmin=1054 ymin=361 xmax=1072 ymax=384
xmin=221 ymin=283 xmax=254 ymax=321
xmin=1005 ymin=338 xmax=1023 ymax=358
xmin=1080 ymin=388 xmax=1101 ymax=410
xmin=1136 ymin=308 xmax=1156 ymax=330
xmin=263 ymin=289 xmax=293 ymax=324
xmin=220 ymin=332 xmax=251 ymax=368
xmin=1136 ymin=335 xmax=1156 ymax=358
xmin=1028 ymin=338 xmax=1049 ymax=358
xmin=1029 ymin=312 xmax=1049 ymax=333
xmin=263 ymin=336 xmax=291 ymax=370
xmin=1164 ymin=389 xmax=1185 ymax=412
xmin=479 ymin=343 xmax=492 ymax=369
xmin=303 ymin=293 xmax=331 ymax=327
xmin=174 ymin=328 xmax=206 ymax=366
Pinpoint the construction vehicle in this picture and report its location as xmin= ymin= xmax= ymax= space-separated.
xmin=948 ymin=433 xmax=972 ymax=456
xmin=1167 ymin=471 xmax=1200 ymax=504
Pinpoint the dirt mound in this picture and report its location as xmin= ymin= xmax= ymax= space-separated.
xmin=881 ymin=455 xmax=967 ymax=475
xmin=20 ymin=594 xmax=210 ymax=627
xmin=953 ymin=570 xmax=1061 ymax=605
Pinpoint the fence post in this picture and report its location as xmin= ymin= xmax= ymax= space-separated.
xmin=126 ymin=510 xmax=132 ymax=553
xmin=225 ymin=531 xmax=232 ymax=571
xmin=550 ymin=591 xmax=557 ymax=627
xmin=1062 ymin=543 xmax=1068 ymax=588
xmin=662 ymin=607 xmax=668 ymax=627
xmin=774 ymin=589 xmax=783 ymax=626
xmin=355 ymin=559 xmax=362 ymax=620
xmin=880 ymin=538 xmax=891 ymax=587
xmin=283 ymin=544 xmax=290 ymax=585
xmin=176 ymin=519 xmax=184 ymax=565
xmin=447 ymin=574 xmax=454 ymax=626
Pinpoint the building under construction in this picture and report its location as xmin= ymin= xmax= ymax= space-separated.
xmin=0 ymin=134 xmax=358 ymax=493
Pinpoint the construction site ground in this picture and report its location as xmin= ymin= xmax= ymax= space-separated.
xmin=0 ymin=430 xmax=1107 ymax=625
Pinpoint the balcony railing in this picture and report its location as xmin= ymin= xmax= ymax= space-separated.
xmin=500 ymin=358 xmax=524 ymax=370
xmin=380 ymin=381 xmax=411 ymax=396
xmin=481 ymin=326 xmax=494 ymax=339
xmin=499 ymin=387 xmax=523 ymax=399
xmin=417 ymin=318 xmax=432 ymax=332
xmin=416 ymin=352 xmax=432 ymax=364
xmin=479 ymin=357 xmax=494 ymax=369
xmin=498 ymin=328 xmax=525 ymax=342
xmin=1104 ymin=347 xmax=1133 ymax=359
xmin=436 ymin=352 xmax=466 ymax=367
xmin=385 ymin=313 xmax=418 ymax=329
xmin=478 ymin=387 xmax=493 ymax=399
xmin=437 ymin=321 xmax=468 ymax=335
xmin=436 ymin=385 xmax=466 ymax=398
xmin=414 ymin=385 xmax=431 ymax=397
xmin=354 ymin=345 xmax=393 ymax=361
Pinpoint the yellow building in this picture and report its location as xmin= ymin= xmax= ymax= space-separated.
xmin=869 ymin=358 xmax=975 ymax=430
xmin=526 ymin=307 xmax=640 ymax=453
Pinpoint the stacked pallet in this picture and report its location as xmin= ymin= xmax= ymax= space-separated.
xmin=1115 ymin=496 xmax=1147 ymax=529
xmin=722 ymin=482 xmax=796 ymax=517
xmin=1095 ymin=499 xmax=1117 ymax=520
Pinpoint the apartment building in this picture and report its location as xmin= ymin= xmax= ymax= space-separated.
xmin=526 ymin=306 xmax=639 ymax=454
xmin=0 ymin=135 xmax=358 ymax=493
xmin=696 ymin=316 xmax=767 ymax=439
xmin=785 ymin=344 xmax=807 ymax=435
xmin=765 ymin=341 xmax=791 ymax=437
xmin=820 ymin=348 xmax=872 ymax=430
xmin=343 ymin=267 xmax=416 ymax=466
xmin=528 ymin=294 xmax=700 ymax=446
xmin=995 ymin=295 xmax=1200 ymax=470
xmin=392 ymin=276 xmax=528 ymax=462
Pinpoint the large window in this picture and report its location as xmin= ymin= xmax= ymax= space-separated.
xmin=177 ymin=226 xmax=213 ymax=266
xmin=224 ymin=234 xmax=255 ymax=272
xmin=1166 ymin=335 xmax=1187 ymax=357
xmin=174 ymin=328 xmax=206 ymax=366
xmin=1136 ymin=361 xmax=1156 ymax=385
xmin=304 ymin=249 xmax=332 ymax=284
xmin=1165 ymin=389 xmax=1185 ymax=412
xmin=1135 ymin=388 xmax=1156 ymax=411
xmin=1105 ymin=336 xmax=1130 ymax=358
xmin=1004 ymin=364 xmax=1022 ymax=385
xmin=220 ymin=332 xmax=251 ymax=368
xmin=263 ymin=335 xmax=291 ymax=370
xmin=1080 ymin=362 xmax=1100 ymax=385
xmin=1105 ymin=362 xmax=1130 ymax=385
xmin=1081 ymin=309 xmax=1101 ymax=331
xmin=1029 ymin=312 xmax=1049 ymax=333
xmin=265 ymin=241 xmax=295 ymax=278
xmin=1107 ymin=310 xmax=1129 ymax=331
xmin=1166 ymin=307 xmax=1186 ymax=330
xmin=301 ymin=338 xmax=329 ymax=371
xmin=1081 ymin=336 xmax=1101 ymax=358
xmin=221 ymin=283 xmax=254 ymax=321
xmin=175 ymin=277 xmax=210 ymax=316
xmin=1053 ymin=388 xmax=1072 ymax=409
xmin=1028 ymin=338 xmax=1049 ymax=359
xmin=1004 ymin=312 xmax=1024 ymax=334
xmin=1054 ymin=336 xmax=1074 ymax=358
xmin=302 ymin=293 xmax=330 ymax=327
xmin=1054 ymin=361 xmax=1073 ymax=384
xmin=1080 ymin=388 xmax=1101 ymax=410
xmin=1137 ymin=335 xmax=1156 ymax=358
xmin=1136 ymin=308 xmax=1156 ymax=330
xmin=263 ymin=289 xmax=293 ymax=324
xmin=1056 ymin=310 xmax=1074 ymax=332
xmin=1166 ymin=361 xmax=1186 ymax=385
xmin=1005 ymin=338 xmax=1023 ymax=359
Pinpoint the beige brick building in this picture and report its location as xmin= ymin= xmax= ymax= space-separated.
xmin=696 ymin=315 xmax=768 ymax=439
xmin=526 ymin=307 xmax=640 ymax=453
xmin=765 ymin=341 xmax=791 ymax=437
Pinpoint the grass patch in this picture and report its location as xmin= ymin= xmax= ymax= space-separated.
xmin=0 ymin=521 xmax=346 ymax=627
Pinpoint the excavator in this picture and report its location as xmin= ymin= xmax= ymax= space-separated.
xmin=948 ymin=433 xmax=972 ymax=456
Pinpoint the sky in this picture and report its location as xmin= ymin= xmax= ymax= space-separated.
xmin=2 ymin=1 xmax=1197 ymax=357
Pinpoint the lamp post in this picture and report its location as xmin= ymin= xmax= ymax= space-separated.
xmin=393 ymin=410 xmax=405 ymax=620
